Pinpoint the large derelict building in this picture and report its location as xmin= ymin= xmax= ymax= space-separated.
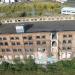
xmin=0 ymin=20 xmax=75 ymax=63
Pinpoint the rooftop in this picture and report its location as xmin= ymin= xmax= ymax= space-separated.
xmin=0 ymin=20 xmax=75 ymax=34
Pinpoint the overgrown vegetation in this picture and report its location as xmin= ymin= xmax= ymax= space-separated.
xmin=0 ymin=2 xmax=61 ymax=18
xmin=0 ymin=57 xmax=75 ymax=75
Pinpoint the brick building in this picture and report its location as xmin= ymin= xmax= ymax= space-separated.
xmin=0 ymin=20 xmax=75 ymax=63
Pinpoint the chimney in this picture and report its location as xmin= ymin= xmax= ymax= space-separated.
xmin=16 ymin=25 xmax=24 ymax=33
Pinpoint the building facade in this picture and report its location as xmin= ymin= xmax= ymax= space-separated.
xmin=0 ymin=20 xmax=75 ymax=64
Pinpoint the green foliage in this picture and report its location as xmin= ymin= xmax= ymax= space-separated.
xmin=0 ymin=2 xmax=61 ymax=18
xmin=1 ymin=58 xmax=75 ymax=75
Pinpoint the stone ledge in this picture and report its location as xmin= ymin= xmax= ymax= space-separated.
xmin=1 ymin=15 xmax=75 ymax=24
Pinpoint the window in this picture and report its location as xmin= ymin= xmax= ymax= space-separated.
xmin=62 ymin=47 xmax=66 ymax=50
xmin=15 ymin=37 xmax=19 ymax=40
xmin=6 ymin=49 xmax=10 ymax=52
xmin=18 ymin=49 xmax=22 ymax=52
xmin=63 ymin=40 xmax=66 ymax=44
xmin=0 ymin=42 xmax=3 ymax=46
xmin=36 ymin=36 xmax=40 ymax=39
xmin=13 ymin=49 xmax=17 ymax=52
xmin=25 ymin=49 xmax=29 ymax=52
xmin=63 ymin=35 xmax=67 ymax=38
xmin=42 ymin=36 xmax=45 ymax=39
xmin=0 ymin=37 xmax=2 ymax=40
xmin=28 ymin=36 xmax=32 ymax=40
xmin=68 ymin=40 xmax=72 ymax=43
xmin=29 ymin=42 xmax=33 ymax=45
xmin=69 ymin=35 xmax=72 ymax=38
xmin=1 ymin=49 xmax=5 ymax=52
xmin=23 ymin=36 xmax=27 ymax=39
xmin=42 ymin=41 xmax=46 ymax=45
xmin=52 ymin=41 xmax=57 ymax=46
xmin=10 ymin=37 xmax=14 ymax=40
xmin=37 ymin=41 xmax=41 ymax=45
xmin=24 ymin=42 xmax=28 ymax=45
xmin=30 ymin=49 xmax=33 ymax=52
xmin=52 ymin=32 xmax=57 ymax=39
xmin=17 ymin=42 xmax=20 ymax=45
xmin=11 ymin=42 xmax=15 ymax=45
xmin=67 ymin=47 xmax=71 ymax=50
xmin=42 ymin=48 xmax=45 ymax=52
xmin=5 ymin=42 xmax=8 ymax=46
xmin=3 ymin=37 xmax=7 ymax=40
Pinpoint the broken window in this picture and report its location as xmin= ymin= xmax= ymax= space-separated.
xmin=52 ymin=41 xmax=57 ymax=46
xmin=52 ymin=32 xmax=57 ymax=39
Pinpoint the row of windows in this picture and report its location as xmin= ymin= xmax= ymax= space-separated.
xmin=10 ymin=37 xmax=19 ymax=40
xmin=0 ymin=42 xmax=21 ymax=46
xmin=26 ymin=48 xmax=46 ymax=52
xmin=63 ymin=40 xmax=72 ymax=44
xmin=1 ymin=49 xmax=24 ymax=52
xmin=0 ymin=37 xmax=7 ymax=40
xmin=12 ymin=41 xmax=46 ymax=46
xmin=36 ymin=41 xmax=46 ymax=45
xmin=0 ymin=41 xmax=47 ymax=46
xmin=1 ymin=49 xmax=22 ymax=52
xmin=0 ymin=34 xmax=72 ymax=42
xmin=1 ymin=49 xmax=11 ymax=52
xmin=25 ymin=49 xmax=34 ymax=52
xmin=11 ymin=42 xmax=21 ymax=46
xmin=1 ymin=48 xmax=34 ymax=52
xmin=0 ymin=34 xmax=72 ymax=41
xmin=62 ymin=47 xmax=71 ymax=50
xmin=63 ymin=34 xmax=72 ymax=38
xmin=0 ymin=42 xmax=8 ymax=46
xmin=11 ymin=36 xmax=46 ymax=40
xmin=1 ymin=48 xmax=46 ymax=53
xmin=0 ymin=35 xmax=46 ymax=40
